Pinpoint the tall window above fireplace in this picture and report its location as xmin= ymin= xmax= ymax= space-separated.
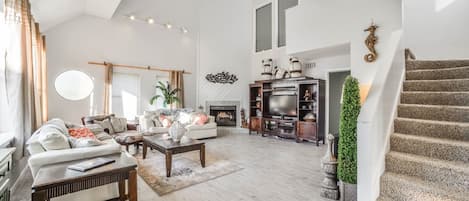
xmin=209 ymin=105 xmax=237 ymax=127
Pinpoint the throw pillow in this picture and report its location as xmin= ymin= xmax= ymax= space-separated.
xmin=69 ymin=138 xmax=104 ymax=148
xmin=111 ymin=117 xmax=128 ymax=133
xmin=38 ymin=126 xmax=71 ymax=151
xmin=176 ymin=112 xmax=192 ymax=125
xmin=68 ymin=128 xmax=96 ymax=139
xmin=192 ymin=112 xmax=209 ymax=125
xmin=65 ymin=122 xmax=82 ymax=129
xmin=95 ymin=119 xmax=115 ymax=134
xmin=85 ymin=123 xmax=105 ymax=134
xmin=159 ymin=115 xmax=173 ymax=128
xmin=152 ymin=116 xmax=162 ymax=127
xmin=46 ymin=118 xmax=70 ymax=136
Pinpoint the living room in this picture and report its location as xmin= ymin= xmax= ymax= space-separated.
xmin=1 ymin=0 xmax=468 ymax=201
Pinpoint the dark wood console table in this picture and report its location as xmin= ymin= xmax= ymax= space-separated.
xmin=31 ymin=152 xmax=137 ymax=201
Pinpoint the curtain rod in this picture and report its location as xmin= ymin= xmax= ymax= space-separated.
xmin=88 ymin=61 xmax=192 ymax=74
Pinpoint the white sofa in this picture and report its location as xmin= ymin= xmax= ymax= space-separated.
xmin=139 ymin=110 xmax=218 ymax=139
xmin=27 ymin=119 xmax=124 ymax=201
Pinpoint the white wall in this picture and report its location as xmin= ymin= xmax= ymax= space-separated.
xmin=286 ymin=0 xmax=402 ymax=85
xmin=46 ymin=0 xmax=198 ymax=123
xmin=251 ymin=0 xmax=292 ymax=82
xmin=403 ymin=0 xmax=469 ymax=59
xmin=197 ymin=0 xmax=252 ymax=113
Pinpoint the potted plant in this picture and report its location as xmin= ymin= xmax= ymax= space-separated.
xmin=150 ymin=81 xmax=181 ymax=109
xmin=337 ymin=76 xmax=360 ymax=201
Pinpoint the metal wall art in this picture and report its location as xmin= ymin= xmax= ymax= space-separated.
xmin=205 ymin=72 xmax=238 ymax=84
xmin=364 ymin=22 xmax=379 ymax=63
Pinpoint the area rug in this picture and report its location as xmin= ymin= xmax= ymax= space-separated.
xmin=135 ymin=150 xmax=242 ymax=196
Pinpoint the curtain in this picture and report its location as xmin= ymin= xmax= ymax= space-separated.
xmin=3 ymin=0 xmax=47 ymax=159
xmin=103 ymin=63 xmax=113 ymax=114
xmin=169 ymin=71 xmax=184 ymax=108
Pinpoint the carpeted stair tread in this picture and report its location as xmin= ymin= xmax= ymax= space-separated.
xmin=403 ymin=79 xmax=469 ymax=92
xmin=394 ymin=118 xmax=469 ymax=141
xmin=385 ymin=151 xmax=469 ymax=193
xmin=380 ymin=172 xmax=469 ymax=201
xmin=390 ymin=133 xmax=469 ymax=162
xmin=401 ymin=91 xmax=469 ymax=106
xmin=398 ymin=104 xmax=469 ymax=122
xmin=406 ymin=66 xmax=469 ymax=80
xmin=406 ymin=60 xmax=469 ymax=70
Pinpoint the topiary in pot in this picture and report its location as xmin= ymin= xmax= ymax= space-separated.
xmin=337 ymin=76 xmax=360 ymax=201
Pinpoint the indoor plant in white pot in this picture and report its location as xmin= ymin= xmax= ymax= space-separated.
xmin=337 ymin=76 xmax=360 ymax=201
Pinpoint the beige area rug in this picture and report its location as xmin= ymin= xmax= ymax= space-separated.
xmin=136 ymin=149 xmax=243 ymax=196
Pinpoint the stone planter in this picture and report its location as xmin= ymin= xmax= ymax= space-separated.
xmin=339 ymin=181 xmax=357 ymax=201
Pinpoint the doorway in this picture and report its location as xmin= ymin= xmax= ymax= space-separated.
xmin=327 ymin=70 xmax=351 ymax=136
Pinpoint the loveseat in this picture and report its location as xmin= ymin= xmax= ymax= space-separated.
xmin=27 ymin=118 xmax=124 ymax=201
xmin=138 ymin=109 xmax=218 ymax=139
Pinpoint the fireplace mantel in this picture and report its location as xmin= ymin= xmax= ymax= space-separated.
xmin=206 ymin=101 xmax=241 ymax=127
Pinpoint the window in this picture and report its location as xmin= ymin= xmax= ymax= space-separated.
xmin=256 ymin=3 xmax=272 ymax=52
xmin=278 ymin=0 xmax=298 ymax=47
xmin=112 ymin=73 xmax=140 ymax=120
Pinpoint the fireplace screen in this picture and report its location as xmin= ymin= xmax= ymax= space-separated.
xmin=210 ymin=106 xmax=237 ymax=127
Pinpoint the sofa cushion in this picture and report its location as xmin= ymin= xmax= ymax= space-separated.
xmin=28 ymin=139 xmax=122 ymax=176
xmin=113 ymin=131 xmax=143 ymax=144
xmin=95 ymin=132 xmax=113 ymax=141
xmin=111 ymin=117 xmax=128 ymax=133
xmin=38 ymin=126 xmax=71 ymax=151
xmin=147 ymin=127 xmax=169 ymax=134
xmin=27 ymin=142 xmax=45 ymax=155
xmin=69 ymin=138 xmax=104 ymax=148
xmin=186 ymin=122 xmax=217 ymax=131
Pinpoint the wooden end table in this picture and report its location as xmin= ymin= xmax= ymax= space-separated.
xmin=143 ymin=135 xmax=205 ymax=177
xmin=32 ymin=152 xmax=137 ymax=201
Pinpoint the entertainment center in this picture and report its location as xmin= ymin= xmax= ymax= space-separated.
xmin=249 ymin=77 xmax=325 ymax=146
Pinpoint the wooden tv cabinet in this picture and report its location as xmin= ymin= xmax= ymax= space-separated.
xmin=248 ymin=77 xmax=325 ymax=145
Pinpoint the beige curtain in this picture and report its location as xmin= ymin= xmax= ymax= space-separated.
xmin=169 ymin=71 xmax=184 ymax=108
xmin=3 ymin=0 xmax=48 ymax=159
xmin=103 ymin=63 xmax=113 ymax=114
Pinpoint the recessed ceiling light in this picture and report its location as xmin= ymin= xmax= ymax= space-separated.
xmin=180 ymin=27 xmax=188 ymax=34
xmin=129 ymin=15 xmax=136 ymax=20
xmin=164 ymin=23 xmax=172 ymax=29
xmin=147 ymin=18 xmax=155 ymax=24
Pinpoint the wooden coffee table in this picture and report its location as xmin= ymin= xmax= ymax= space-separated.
xmin=31 ymin=152 xmax=137 ymax=201
xmin=143 ymin=135 xmax=205 ymax=177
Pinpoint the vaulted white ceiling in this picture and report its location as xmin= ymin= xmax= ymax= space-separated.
xmin=31 ymin=0 xmax=122 ymax=31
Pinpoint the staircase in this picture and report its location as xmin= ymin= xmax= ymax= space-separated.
xmin=378 ymin=59 xmax=469 ymax=200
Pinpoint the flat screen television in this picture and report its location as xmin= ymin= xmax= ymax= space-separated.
xmin=269 ymin=95 xmax=297 ymax=116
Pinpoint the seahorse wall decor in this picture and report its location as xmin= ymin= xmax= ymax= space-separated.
xmin=364 ymin=23 xmax=378 ymax=62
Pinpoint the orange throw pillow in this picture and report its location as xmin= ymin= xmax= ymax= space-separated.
xmin=69 ymin=128 xmax=96 ymax=139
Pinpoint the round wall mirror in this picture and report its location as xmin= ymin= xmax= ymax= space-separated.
xmin=55 ymin=70 xmax=94 ymax=101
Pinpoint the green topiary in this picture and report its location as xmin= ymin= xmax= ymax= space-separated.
xmin=337 ymin=76 xmax=360 ymax=184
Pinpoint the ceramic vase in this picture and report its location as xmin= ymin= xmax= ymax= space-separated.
xmin=169 ymin=121 xmax=187 ymax=142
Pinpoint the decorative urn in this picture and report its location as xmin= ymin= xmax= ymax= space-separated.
xmin=261 ymin=58 xmax=273 ymax=80
xmin=169 ymin=121 xmax=187 ymax=142
xmin=289 ymin=57 xmax=302 ymax=78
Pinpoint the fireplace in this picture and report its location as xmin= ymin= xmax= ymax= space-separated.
xmin=210 ymin=105 xmax=237 ymax=127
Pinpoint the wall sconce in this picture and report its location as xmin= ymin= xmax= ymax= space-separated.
xmin=359 ymin=84 xmax=371 ymax=105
